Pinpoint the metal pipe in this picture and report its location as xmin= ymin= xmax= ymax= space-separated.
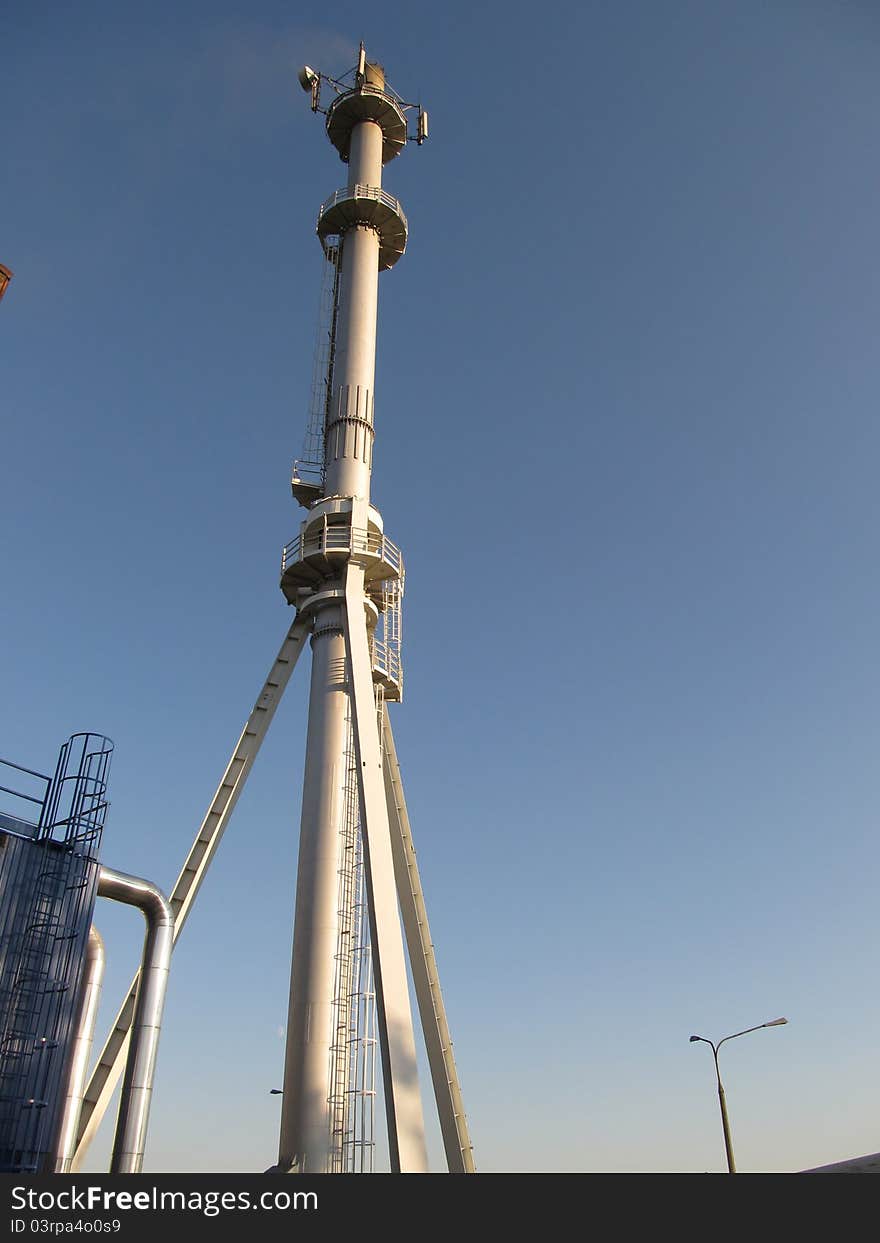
xmin=53 ymin=926 xmax=105 ymax=1172
xmin=97 ymin=866 xmax=173 ymax=1174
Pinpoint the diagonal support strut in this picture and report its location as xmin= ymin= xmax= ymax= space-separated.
xmin=382 ymin=705 xmax=476 ymax=1173
xmin=71 ymin=616 xmax=311 ymax=1168
xmin=342 ymin=561 xmax=428 ymax=1173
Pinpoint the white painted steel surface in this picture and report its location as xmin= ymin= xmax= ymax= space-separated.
xmin=342 ymin=563 xmax=427 ymax=1171
xmin=326 ymin=83 xmax=407 ymax=164
xmin=277 ymin=612 xmax=349 ymax=1172
xmin=322 ymin=119 xmax=382 ymax=502
xmin=281 ymin=523 xmax=402 ymax=579
xmin=382 ymin=709 xmax=476 ymax=1173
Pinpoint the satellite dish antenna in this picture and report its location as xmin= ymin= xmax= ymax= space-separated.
xmin=297 ymin=65 xmax=318 ymax=92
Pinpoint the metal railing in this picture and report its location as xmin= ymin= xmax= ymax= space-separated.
xmin=281 ymin=524 xmax=402 ymax=577
xmin=318 ymin=184 xmax=407 ymax=230
xmin=370 ymin=638 xmax=401 ymax=688
xmin=0 ymin=759 xmax=51 ymax=828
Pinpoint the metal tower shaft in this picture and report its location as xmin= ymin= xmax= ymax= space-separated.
xmin=325 ymin=117 xmax=382 ymax=503
xmin=277 ymin=53 xmax=425 ymax=1174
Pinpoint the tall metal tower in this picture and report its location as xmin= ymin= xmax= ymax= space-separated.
xmin=276 ymin=46 xmax=467 ymax=1175
xmin=68 ymin=46 xmax=474 ymax=1175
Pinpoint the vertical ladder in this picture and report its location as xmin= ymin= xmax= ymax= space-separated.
xmin=327 ymin=708 xmax=360 ymax=1171
xmin=296 ymin=241 xmax=340 ymax=487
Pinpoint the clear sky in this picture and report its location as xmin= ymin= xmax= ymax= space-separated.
xmin=2 ymin=0 xmax=879 ymax=1174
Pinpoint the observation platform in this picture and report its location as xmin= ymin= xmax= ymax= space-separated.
xmin=280 ymin=521 xmax=402 ymax=602
xmin=317 ymin=184 xmax=407 ymax=270
xmin=326 ymin=84 xmax=408 ymax=164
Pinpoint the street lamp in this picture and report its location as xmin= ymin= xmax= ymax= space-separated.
xmin=689 ymin=1017 xmax=788 ymax=1173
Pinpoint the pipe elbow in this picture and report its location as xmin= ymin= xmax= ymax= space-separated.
xmin=98 ymin=866 xmax=173 ymax=930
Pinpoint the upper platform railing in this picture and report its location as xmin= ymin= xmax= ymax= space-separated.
xmin=282 ymin=523 xmax=402 ymax=578
xmin=318 ymin=184 xmax=407 ymax=230
xmin=0 ymin=758 xmax=50 ymax=832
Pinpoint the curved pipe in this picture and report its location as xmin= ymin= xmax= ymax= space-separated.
xmin=53 ymin=926 xmax=105 ymax=1172
xmin=97 ymin=866 xmax=173 ymax=1174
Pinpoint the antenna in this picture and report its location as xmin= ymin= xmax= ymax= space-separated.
xmin=297 ymin=65 xmax=320 ymax=111
xmin=297 ymin=65 xmax=317 ymax=91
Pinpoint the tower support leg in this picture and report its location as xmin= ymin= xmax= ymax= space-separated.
xmin=342 ymin=562 xmax=428 ymax=1173
xmin=277 ymin=609 xmax=349 ymax=1173
xmin=382 ymin=706 xmax=476 ymax=1173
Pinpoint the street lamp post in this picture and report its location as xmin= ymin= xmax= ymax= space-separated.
xmin=689 ymin=1017 xmax=788 ymax=1173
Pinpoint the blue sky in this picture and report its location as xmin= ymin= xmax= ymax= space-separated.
xmin=2 ymin=0 xmax=879 ymax=1172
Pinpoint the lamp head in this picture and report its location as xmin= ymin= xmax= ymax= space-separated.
xmin=765 ymin=1017 xmax=788 ymax=1027
xmin=689 ymin=1035 xmax=701 ymax=1042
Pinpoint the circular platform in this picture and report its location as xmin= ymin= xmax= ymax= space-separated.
xmin=280 ymin=522 xmax=403 ymax=602
xmin=326 ymin=86 xmax=408 ymax=164
xmin=317 ymin=185 xmax=407 ymax=270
